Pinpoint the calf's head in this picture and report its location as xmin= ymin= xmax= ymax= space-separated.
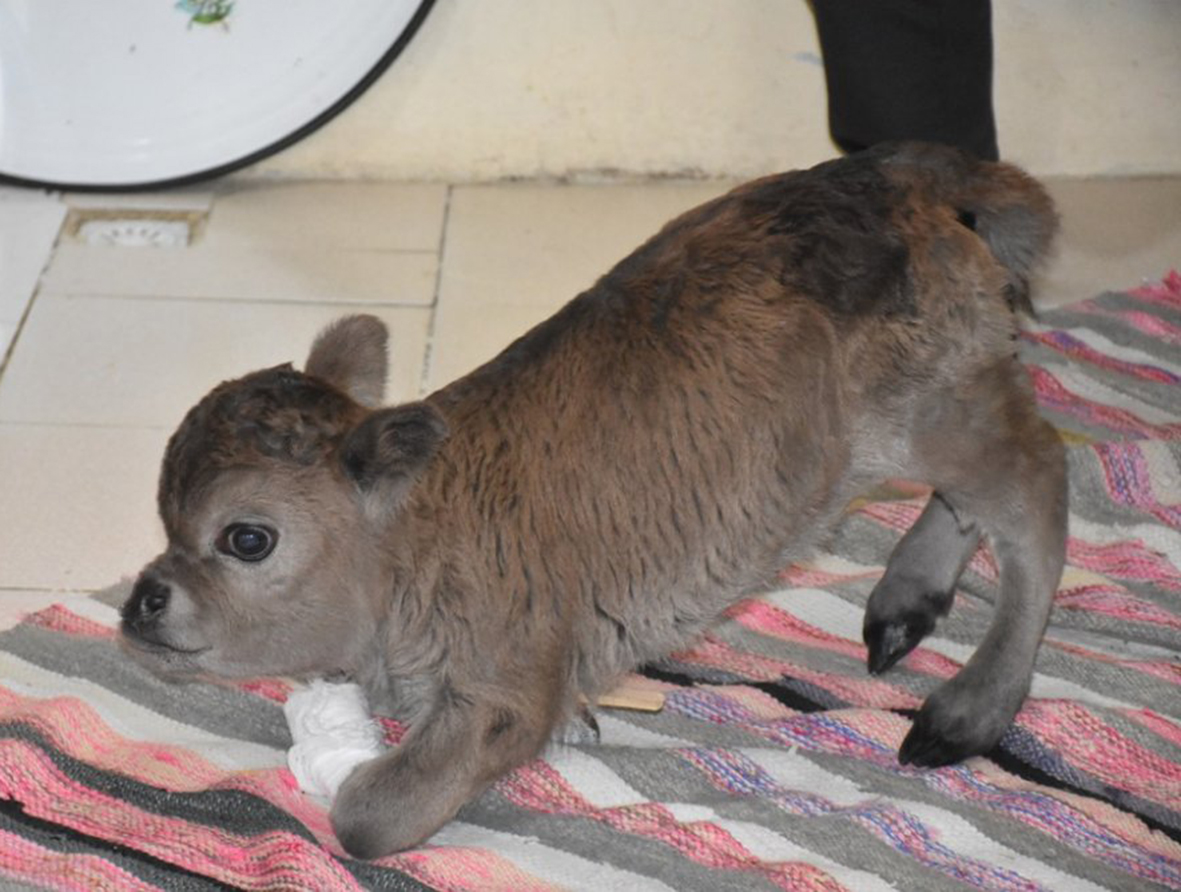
xmin=121 ymin=316 xmax=447 ymax=681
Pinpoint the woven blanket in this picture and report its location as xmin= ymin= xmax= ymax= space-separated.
xmin=2 ymin=274 xmax=1179 ymax=891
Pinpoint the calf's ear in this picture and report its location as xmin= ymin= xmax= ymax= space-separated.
xmin=305 ymin=315 xmax=389 ymax=408
xmin=340 ymin=403 xmax=448 ymax=515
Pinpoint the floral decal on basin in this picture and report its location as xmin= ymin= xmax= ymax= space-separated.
xmin=176 ymin=0 xmax=233 ymax=27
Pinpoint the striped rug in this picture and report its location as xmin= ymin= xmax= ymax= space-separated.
xmin=2 ymin=273 xmax=1179 ymax=891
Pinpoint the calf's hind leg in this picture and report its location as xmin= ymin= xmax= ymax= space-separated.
xmin=892 ymin=368 xmax=1067 ymax=767
xmin=864 ymin=492 xmax=982 ymax=675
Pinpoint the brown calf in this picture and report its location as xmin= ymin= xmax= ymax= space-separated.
xmin=122 ymin=142 xmax=1066 ymax=858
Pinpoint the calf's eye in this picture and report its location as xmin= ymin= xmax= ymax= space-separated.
xmin=217 ymin=524 xmax=277 ymax=562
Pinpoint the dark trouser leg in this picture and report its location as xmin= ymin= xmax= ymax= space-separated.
xmin=811 ymin=0 xmax=999 ymax=160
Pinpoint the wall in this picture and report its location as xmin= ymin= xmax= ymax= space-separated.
xmin=251 ymin=0 xmax=1181 ymax=182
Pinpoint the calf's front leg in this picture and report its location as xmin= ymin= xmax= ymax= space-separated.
xmin=331 ymin=694 xmax=547 ymax=858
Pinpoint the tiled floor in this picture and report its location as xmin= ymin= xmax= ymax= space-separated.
xmin=1 ymin=173 xmax=1179 ymax=628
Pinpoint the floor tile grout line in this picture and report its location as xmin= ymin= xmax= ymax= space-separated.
xmin=0 ymin=419 xmax=174 ymax=431
xmin=418 ymin=183 xmax=454 ymax=397
xmin=27 ymin=291 xmax=438 ymax=311
xmin=0 ymin=585 xmax=103 ymax=596
xmin=0 ymin=196 xmax=67 ymax=383
xmin=52 ymin=237 xmax=439 ymax=257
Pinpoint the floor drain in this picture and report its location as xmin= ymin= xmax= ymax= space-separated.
xmin=64 ymin=208 xmax=206 ymax=247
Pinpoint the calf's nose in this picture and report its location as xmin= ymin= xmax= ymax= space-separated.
xmin=121 ymin=576 xmax=172 ymax=637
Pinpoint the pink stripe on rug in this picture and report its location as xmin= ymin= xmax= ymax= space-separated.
xmin=1017 ymin=699 xmax=1181 ymax=810
xmin=779 ymin=563 xmax=881 ymax=588
xmin=1089 ymin=441 xmax=1181 ymax=529
xmin=1121 ymin=708 xmax=1181 ymax=749
xmin=1062 ymin=539 xmax=1181 ymax=594
xmin=0 ymin=687 xmax=337 ymax=850
xmin=932 ymin=764 xmax=1181 ymax=887
xmin=0 ymin=827 xmax=160 ymax=892
xmin=1029 ymin=365 xmax=1181 ymax=440
xmin=24 ymin=604 xmax=116 ymax=639
xmin=1 ymin=686 xmax=554 ymax=892
xmin=231 ymin=677 xmax=297 ymax=703
xmin=1130 ymin=269 xmax=1181 ymax=308
xmin=723 ymin=596 xmax=980 ymax=685
xmin=854 ymin=499 xmax=923 ymax=532
xmin=674 ymin=633 xmax=924 ymax=710
xmin=495 ymin=760 xmax=850 ymax=892
xmin=971 ymin=761 xmax=1181 ymax=865
xmin=1022 ymin=330 xmax=1180 ymax=385
xmin=708 ymin=683 xmax=803 ymax=719
xmin=1045 ymin=638 xmax=1181 ymax=685
xmin=679 ymin=747 xmax=1053 ymax=892
xmin=1070 ymin=301 xmax=1181 ymax=345
xmin=1054 ymin=583 xmax=1181 ymax=628
xmin=724 ymin=598 xmax=866 ymax=659
xmin=682 ymin=697 xmax=1180 ymax=886
xmin=692 ymin=703 xmax=915 ymax=770
xmin=380 ymin=845 xmax=567 ymax=892
xmin=0 ymin=739 xmax=364 ymax=891
xmin=846 ymin=806 xmax=1048 ymax=892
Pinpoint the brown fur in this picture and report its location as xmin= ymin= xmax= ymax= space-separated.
xmin=122 ymin=143 xmax=1066 ymax=858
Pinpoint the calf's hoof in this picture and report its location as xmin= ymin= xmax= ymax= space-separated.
xmin=898 ymin=677 xmax=1020 ymax=768
xmin=864 ymin=610 xmax=937 ymax=676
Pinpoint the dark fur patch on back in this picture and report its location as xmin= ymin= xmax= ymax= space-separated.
xmin=448 ymin=152 xmax=920 ymax=392
xmin=743 ymin=153 xmax=914 ymax=316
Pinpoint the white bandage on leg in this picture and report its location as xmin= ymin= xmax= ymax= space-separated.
xmin=283 ymin=679 xmax=385 ymax=798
